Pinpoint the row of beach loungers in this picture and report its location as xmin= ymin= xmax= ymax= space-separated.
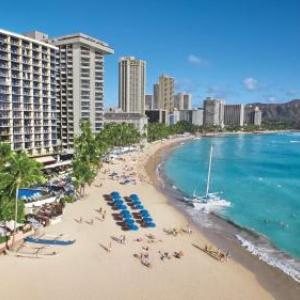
xmin=110 ymin=192 xmax=156 ymax=231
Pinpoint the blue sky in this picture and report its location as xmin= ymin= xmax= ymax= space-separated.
xmin=1 ymin=0 xmax=299 ymax=108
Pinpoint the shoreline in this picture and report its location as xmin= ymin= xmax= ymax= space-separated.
xmin=0 ymin=133 xmax=298 ymax=300
xmin=143 ymin=137 xmax=300 ymax=299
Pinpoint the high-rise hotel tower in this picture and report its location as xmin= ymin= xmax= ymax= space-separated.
xmin=119 ymin=56 xmax=146 ymax=114
xmin=0 ymin=29 xmax=58 ymax=156
xmin=52 ymin=34 xmax=114 ymax=151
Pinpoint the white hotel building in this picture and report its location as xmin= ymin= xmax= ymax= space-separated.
xmin=52 ymin=34 xmax=114 ymax=151
xmin=0 ymin=29 xmax=58 ymax=156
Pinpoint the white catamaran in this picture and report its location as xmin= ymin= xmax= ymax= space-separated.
xmin=185 ymin=145 xmax=231 ymax=211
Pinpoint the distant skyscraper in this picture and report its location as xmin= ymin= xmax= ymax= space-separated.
xmin=119 ymin=56 xmax=146 ymax=114
xmin=158 ymin=74 xmax=175 ymax=112
xmin=52 ymin=33 xmax=113 ymax=151
xmin=0 ymin=29 xmax=58 ymax=156
xmin=145 ymin=95 xmax=153 ymax=110
xmin=224 ymin=104 xmax=244 ymax=126
xmin=203 ymin=97 xmax=225 ymax=126
xmin=253 ymin=106 xmax=262 ymax=126
xmin=153 ymin=83 xmax=159 ymax=109
xmin=174 ymin=93 xmax=192 ymax=110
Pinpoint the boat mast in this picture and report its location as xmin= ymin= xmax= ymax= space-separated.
xmin=205 ymin=145 xmax=213 ymax=198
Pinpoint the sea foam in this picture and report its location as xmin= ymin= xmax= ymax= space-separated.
xmin=236 ymin=234 xmax=300 ymax=283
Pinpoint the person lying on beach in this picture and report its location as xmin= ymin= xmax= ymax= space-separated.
xmin=145 ymin=233 xmax=156 ymax=240
xmin=141 ymin=253 xmax=151 ymax=268
xmin=134 ymin=237 xmax=143 ymax=242
xmin=158 ymin=251 xmax=165 ymax=261
xmin=174 ymin=251 xmax=184 ymax=259
xmin=119 ymin=235 xmax=126 ymax=245
xmin=142 ymin=245 xmax=149 ymax=251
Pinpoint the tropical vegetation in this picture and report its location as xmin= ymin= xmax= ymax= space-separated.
xmin=72 ymin=121 xmax=142 ymax=198
xmin=0 ymin=144 xmax=45 ymax=245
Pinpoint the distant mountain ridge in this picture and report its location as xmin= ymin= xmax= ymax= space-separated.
xmin=246 ymin=99 xmax=300 ymax=124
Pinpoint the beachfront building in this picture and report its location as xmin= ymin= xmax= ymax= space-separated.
xmin=52 ymin=33 xmax=114 ymax=151
xmin=157 ymin=74 xmax=175 ymax=112
xmin=145 ymin=109 xmax=167 ymax=124
xmin=224 ymin=104 xmax=244 ymax=127
xmin=145 ymin=94 xmax=153 ymax=110
xmin=253 ymin=106 xmax=262 ymax=126
xmin=153 ymin=83 xmax=159 ymax=109
xmin=0 ymin=29 xmax=58 ymax=156
xmin=192 ymin=108 xmax=204 ymax=126
xmin=174 ymin=93 xmax=192 ymax=110
xmin=173 ymin=108 xmax=204 ymax=126
xmin=203 ymin=97 xmax=225 ymax=127
xmin=244 ymin=105 xmax=263 ymax=126
xmin=119 ymin=56 xmax=146 ymax=114
xmin=104 ymin=111 xmax=148 ymax=135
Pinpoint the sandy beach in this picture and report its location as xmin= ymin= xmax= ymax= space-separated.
xmin=0 ymin=136 xmax=298 ymax=300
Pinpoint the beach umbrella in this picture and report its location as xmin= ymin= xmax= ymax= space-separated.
xmin=131 ymin=199 xmax=141 ymax=203
xmin=121 ymin=209 xmax=130 ymax=214
xmin=113 ymin=200 xmax=123 ymax=206
xmin=143 ymin=217 xmax=153 ymax=223
xmin=134 ymin=205 xmax=144 ymax=210
xmin=112 ymin=195 xmax=122 ymax=201
xmin=140 ymin=209 xmax=149 ymax=214
xmin=145 ymin=222 xmax=156 ymax=228
xmin=140 ymin=211 xmax=150 ymax=217
xmin=128 ymin=224 xmax=139 ymax=231
xmin=111 ymin=191 xmax=120 ymax=197
xmin=121 ymin=212 xmax=131 ymax=218
xmin=112 ymin=197 xmax=123 ymax=202
xmin=130 ymin=193 xmax=139 ymax=200
xmin=124 ymin=218 xmax=135 ymax=225
xmin=116 ymin=204 xmax=127 ymax=210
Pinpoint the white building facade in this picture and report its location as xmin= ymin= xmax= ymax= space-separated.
xmin=119 ymin=57 xmax=146 ymax=114
xmin=203 ymin=97 xmax=225 ymax=127
xmin=0 ymin=29 xmax=58 ymax=156
xmin=52 ymin=33 xmax=114 ymax=151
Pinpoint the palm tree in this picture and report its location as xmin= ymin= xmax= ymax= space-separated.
xmin=0 ymin=150 xmax=45 ymax=248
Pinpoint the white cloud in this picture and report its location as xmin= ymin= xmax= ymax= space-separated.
xmin=243 ymin=77 xmax=258 ymax=91
xmin=267 ymin=96 xmax=277 ymax=103
xmin=188 ymin=54 xmax=208 ymax=66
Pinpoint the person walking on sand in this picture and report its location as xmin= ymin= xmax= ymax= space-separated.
xmin=108 ymin=241 xmax=112 ymax=253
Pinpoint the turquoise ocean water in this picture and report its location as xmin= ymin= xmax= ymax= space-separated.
xmin=164 ymin=132 xmax=300 ymax=281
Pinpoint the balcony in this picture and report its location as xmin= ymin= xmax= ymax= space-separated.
xmin=0 ymin=103 xmax=10 ymax=110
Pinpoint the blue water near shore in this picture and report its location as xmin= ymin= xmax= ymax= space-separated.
xmin=164 ymin=132 xmax=300 ymax=281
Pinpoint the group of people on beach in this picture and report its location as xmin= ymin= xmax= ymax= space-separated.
xmin=203 ymin=244 xmax=230 ymax=262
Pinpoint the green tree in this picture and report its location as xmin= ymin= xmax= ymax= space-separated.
xmin=0 ymin=149 xmax=45 ymax=247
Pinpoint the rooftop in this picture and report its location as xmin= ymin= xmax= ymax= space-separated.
xmin=52 ymin=33 xmax=114 ymax=54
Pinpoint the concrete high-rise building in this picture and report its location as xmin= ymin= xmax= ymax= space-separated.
xmin=253 ymin=106 xmax=262 ymax=126
xmin=174 ymin=92 xmax=192 ymax=110
xmin=172 ymin=108 xmax=203 ymax=126
xmin=224 ymin=104 xmax=244 ymax=127
xmin=158 ymin=74 xmax=175 ymax=112
xmin=153 ymin=83 xmax=159 ymax=109
xmin=52 ymin=33 xmax=113 ymax=151
xmin=118 ymin=56 xmax=146 ymax=114
xmin=192 ymin=109 xmax=204 ymax=126
xmin=203 ymin=97 xmax=225 ymax=126
xmin=145 ymin=109 xmax=167 ymax=124
xmin=0 ymin=29 xmax=58 ymax=156
xmin=145 ymin=94 xmax=153 ymax=110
